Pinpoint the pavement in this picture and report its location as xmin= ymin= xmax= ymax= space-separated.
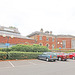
xmin=0 ymin=59 xmax=75 ymax=75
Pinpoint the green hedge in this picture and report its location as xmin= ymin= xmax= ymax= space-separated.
xmin=0 ymin=48 xmax=11 ymax=52
xmin=0 ymin=51 xmax=42 ymax=60
xmin=0 ymin=52 xmax=7 ymax=60
xmin=0 ymin=44 xmax=49 ymax=52
xmin=8 ymin=51 xmax=42 ymax=60
xmin=9 ymin=44 xmax=49 ymax=52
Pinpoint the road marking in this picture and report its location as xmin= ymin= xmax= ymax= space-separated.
xmin=28 ymin=62 xmax=37 ymax=65
xmin=8 ymin=61 xmax=15 ymax=67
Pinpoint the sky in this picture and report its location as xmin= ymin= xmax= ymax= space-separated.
xmin=0 ymin=0 xmax=75 ymax=36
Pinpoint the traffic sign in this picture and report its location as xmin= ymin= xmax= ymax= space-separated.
xmin=5 ymin=43 xmax=10 ymax=46
xmin=59 ymin=47 xmax=61 ymax=49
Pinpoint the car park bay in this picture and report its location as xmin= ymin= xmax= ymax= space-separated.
xmin=0 ymin=59 xmax=75 ymax=75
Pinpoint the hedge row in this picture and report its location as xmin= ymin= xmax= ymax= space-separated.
xmin=0 ymin=52 xmax=7 ymax=60
xmin=0 ymin=48 xmax=10 ymax=52
xmin=0 ymin=51 xmax=42 ymax=60
xmin=0 ymin=44 xmax=49 ymax=52
xmin=8 ymin=51 xmax=42 ymax=60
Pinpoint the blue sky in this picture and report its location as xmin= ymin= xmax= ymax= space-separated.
xmin=0 ymin=0 xmax=75 ymax=36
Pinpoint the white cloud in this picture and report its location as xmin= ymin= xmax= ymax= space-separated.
xmin=0 ymin=0 xmax=75 ymax=36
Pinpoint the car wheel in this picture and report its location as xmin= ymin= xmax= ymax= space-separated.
xmin=58 ymin=57 xmax=61 ymax=61
xmin=64 ymin=59 xmax=67 ymax=61
xmin=53 ymin=60 xmax=56 ymax=62
xmin=38 ymin=56 xmax=40 ymax=59
xmin=46 ymin=58 xmax=49 ymax=62
xmin=72 ymin=57 xmax=75 ymax=60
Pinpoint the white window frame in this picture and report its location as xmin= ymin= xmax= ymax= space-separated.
xmin=39 ymin=36 xmax=42 ymax=40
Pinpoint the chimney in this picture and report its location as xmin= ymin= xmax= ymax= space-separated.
xmin=50 ymin=31 xmax=52 ymax=35
xmin=40 ymin=28 xmax=43 ymax=32
xmin=45 ymin=31 xmax=49 ymax=34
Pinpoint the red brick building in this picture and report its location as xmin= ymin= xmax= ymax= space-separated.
xmin=0 ymin=26 xmax=75 ymax=50
xmin=27 ymin=29 xmax=75 ymax=50
xmin=0 ymin=26 xmax=35 ymax=48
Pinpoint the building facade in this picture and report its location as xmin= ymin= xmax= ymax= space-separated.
xmin=0 ymin=26 xmax=35 ymax=48
xmin=27 ymin=29 xmax=75 ymax=50
xmin=0 ymin=26 xmax=75 ymax=50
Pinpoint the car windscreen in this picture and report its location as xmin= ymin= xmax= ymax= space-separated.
xmin=43 ymin=52 xmax=52 ymax=55
xmin=64 ymin=53 xmax=69 ymax=55
xmin=69 ymin=53 xmax=73 ymax=55
xmin=56 ymin=53 xmax=62 ymax=55
xmin=43 ymin=53 xmax=47 ymax=55
xmin=53 ymin=53 xmax=57 ymax=55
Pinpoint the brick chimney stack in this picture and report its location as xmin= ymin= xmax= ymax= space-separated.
xmin=50 ymin=31 xmax=52 ymax=35
xmin=40 ymin=28 xmax=43 ymax=32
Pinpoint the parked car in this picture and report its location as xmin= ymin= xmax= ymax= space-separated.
xmin=38 ymin=52 xmax=57 ymax=62
xmin=69 ymin=53 xmax=75 ymax=60
xmin=56 ymin=52 xmax=68 ymax=61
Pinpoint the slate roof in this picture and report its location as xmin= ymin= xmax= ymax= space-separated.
xmin=0 ymin=25 xmax=20 ymax=34
xmin=27 ymin=31 xmax=75 ymax=38
xmin=56 ymin=35 xmax=75 ymax=38
xmin=0 ymin=26 xmax=34 ymax=40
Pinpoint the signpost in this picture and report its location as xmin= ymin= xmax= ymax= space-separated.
xmin=59 ymin=47 xmax=61 ymax=49
xmin=59 ymin=47 xmax=61 ymax=52
xmin=5 ymin=43 xmax=10 ymax=59
xmin=5 ymin=43 xmax=10 ymax=46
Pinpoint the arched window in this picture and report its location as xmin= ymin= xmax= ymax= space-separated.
xmin=39 ymin=43 xmax=43 ymax=46
xmin=46 ymin=44 xmax=49 ymax=48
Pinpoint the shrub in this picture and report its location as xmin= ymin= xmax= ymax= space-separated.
xmin=0 ymin=48 xmax=11 ymax=52
xmin=8 ymin=51 xmax=42 ymax=60
xmin=0 ymin=52 xmax=7 ymax=60
xmin=10 ymin=44 xmax=48 ymax=52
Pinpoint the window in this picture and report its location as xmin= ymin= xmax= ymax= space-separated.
xmin=46 ymin=37 xmax=49 ymax=41
xmin=46 ymin=44 xmax=49 ymax=48
xmin=39 ymin=36 xmax=42 ymax=40
xmin=52 ymin=38 xmax=54 ymax=42
xmin=39 ymin=43 xmax=43 ymax=46
xmin=62 ymin=41 xmax=66 ymax=48
xmin=57 ymin=42 xmax=59 ymax=44
xmin=52 ymin=44 xmax=54 ymax=49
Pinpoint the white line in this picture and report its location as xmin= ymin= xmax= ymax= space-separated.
xmin=28 ymin=62 xmax=37 ymax=65
xmin=8 ymin=61 xmax=15 ymax=67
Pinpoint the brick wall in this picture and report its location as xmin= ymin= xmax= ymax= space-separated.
xmin=57 ymin=38 xmax=72 ymax=49
xmin=35 ymin=35 xmax=72 ymax=49
xmin=36 ymin=35 xmax=56 ymax=49
xmin=0 ymin=35 xmax=35 ymax=45
xmin=0 ymin=35 xmax=72 ymax=49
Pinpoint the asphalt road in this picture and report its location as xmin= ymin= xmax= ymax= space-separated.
xmin=0 ymin=59 xmax=75 ymax=75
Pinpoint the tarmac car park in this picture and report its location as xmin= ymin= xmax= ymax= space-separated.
xmin=0 ymin=59 xmax=75 ymax=75
xmin=0 ymin=52 xmax=75 ymax=75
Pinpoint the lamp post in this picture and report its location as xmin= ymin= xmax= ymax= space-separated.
xmin=3 ymin=34 xmax=14 ymax=59
xmin=6 ymin=36 xmax=10 ymax=59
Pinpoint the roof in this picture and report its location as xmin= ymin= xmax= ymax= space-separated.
xmin=56 ymin=35 xmax=75 ymax=38
xmin=0 ymin=33 xmax=34 ymax=40
xmin=0 ymin=26 xmax=34 ymax=40
xmin=27 ymin=31 xmax=75 ymax=38
xmin=27 ymin=31 xmax=55 ymax=37
xmin=0 ymin=25 xmax=20 ymax=34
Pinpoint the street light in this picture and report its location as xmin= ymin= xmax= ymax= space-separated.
xmin=3 ymin=34 xmax=14 ymax=59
